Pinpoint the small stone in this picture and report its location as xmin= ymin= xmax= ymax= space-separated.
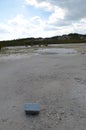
xmin=56 ymin=121 xmax=58 ymax=124
xmin=60 ymin=111 xmax=65 ymax=115
xmin=57 ymin=113 xmax=62 ymax=120
xmin=47 ymin=113 xmax=50 ymax=117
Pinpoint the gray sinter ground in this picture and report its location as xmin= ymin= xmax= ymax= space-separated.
xmin=0 ymin=45 xmax=86 ymax=130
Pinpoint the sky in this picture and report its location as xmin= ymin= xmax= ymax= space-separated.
xmin=0 ymin=0 xmax=86 ymax=40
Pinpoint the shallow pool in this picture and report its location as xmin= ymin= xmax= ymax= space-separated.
xmin=36 ymin=48 xmax=77 ymax=54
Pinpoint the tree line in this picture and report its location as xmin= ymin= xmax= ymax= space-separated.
xmin=0 ymin=33 xmax=86 ymax=49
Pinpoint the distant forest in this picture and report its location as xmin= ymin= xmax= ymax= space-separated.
xmin=0 ymin=33 xmax=86 ymax=49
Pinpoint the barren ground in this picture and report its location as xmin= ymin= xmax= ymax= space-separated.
xmin=0 ymin=44 xmax=86 ymax=130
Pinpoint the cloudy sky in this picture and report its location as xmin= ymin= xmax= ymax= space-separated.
xmin=0 ymin=0 xmax=86 ymax=40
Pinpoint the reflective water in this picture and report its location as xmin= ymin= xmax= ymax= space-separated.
xmin=37 ymin=48 xmax=77 ymax=54
xmin=0 ymin=47 xmax=77 ymax=61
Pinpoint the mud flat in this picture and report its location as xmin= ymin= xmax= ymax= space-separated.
xmin=0 ymin=44 xmax=86 ymax=130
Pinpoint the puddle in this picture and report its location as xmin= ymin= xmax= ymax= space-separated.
xmin=0 ymin=47 xmax=77 ymax=61
xmin=36 ymin=48 xmax=77 ymax=55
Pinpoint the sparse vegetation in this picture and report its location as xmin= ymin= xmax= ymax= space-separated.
xmin=0 ymin=33 xmax=86 ymax=48
xmin=0 ymin=45 xmax=1 ymax=50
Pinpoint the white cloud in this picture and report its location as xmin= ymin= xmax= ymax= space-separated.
xmin=48 ymin=6 xmax=66 ymax=24
xmin=25 ymin=0 xmax=37 ymax=6
xmin=8 ymin=14 xmax=28 ymax=25
xmin=72 ymin=19 xmax=86 ymax=34
xmin=25 ymin=0 xmax=66 ymax=25
xmin=25 ymin=0 xmax=53 ymax=11
xmin=0 ymin=13 xmax=86 ymax=41
xmin=0 ymin=14 xmax=46 ymax=40
xmin=0 ymin=14 xmax=29 ymax=40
